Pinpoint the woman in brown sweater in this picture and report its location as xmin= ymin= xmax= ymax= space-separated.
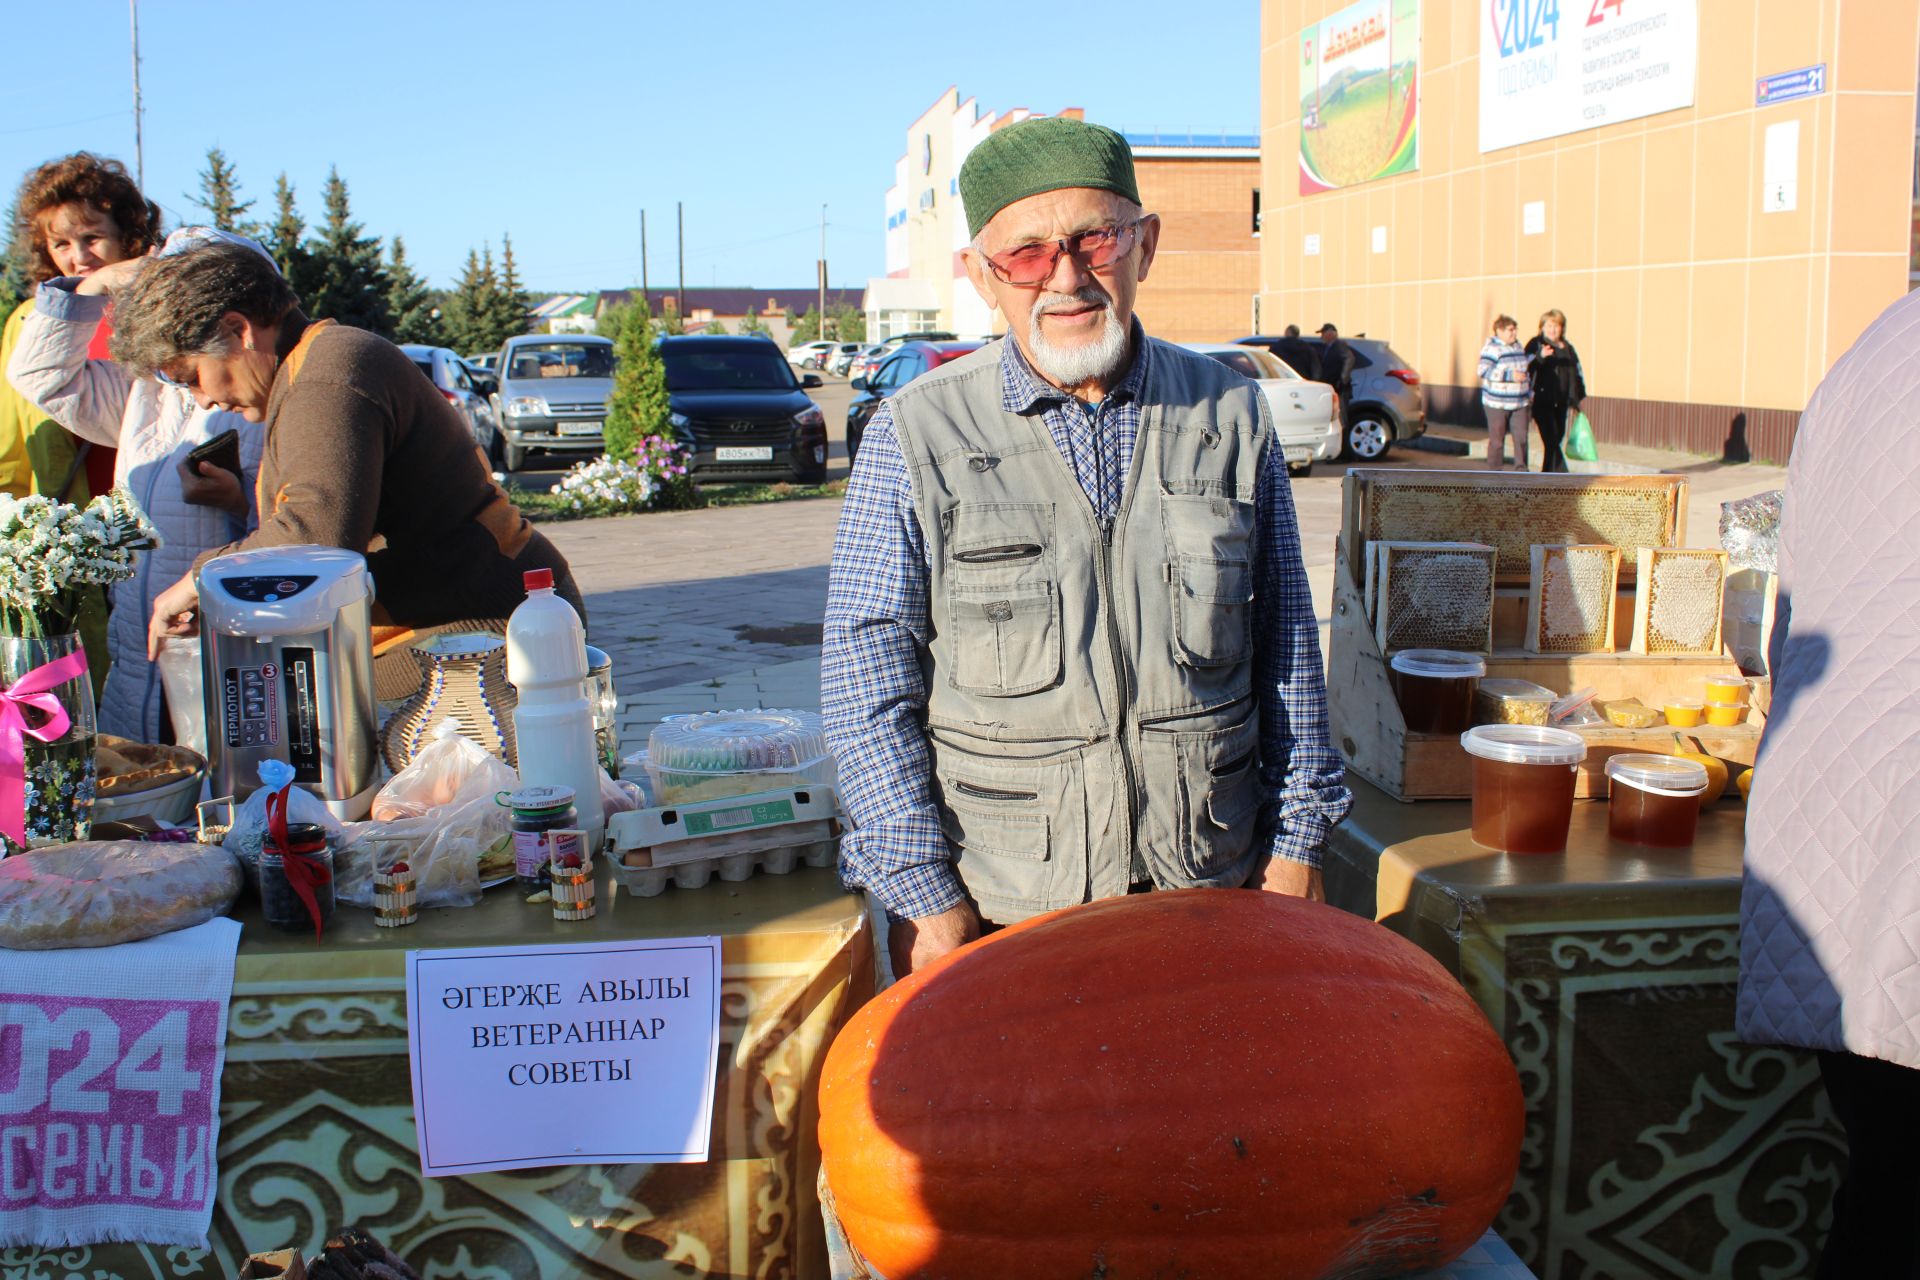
xmin=104 ymin=240 xmax=584 ymax=652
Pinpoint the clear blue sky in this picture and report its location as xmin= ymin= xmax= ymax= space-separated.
xmin=1 ymin=1 xmax=1259 ymax=294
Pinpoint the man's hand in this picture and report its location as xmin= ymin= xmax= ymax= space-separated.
xmin=179 ymin=459 xmax=247 ymax=518
xmin=888 ymin=901 xmax=982 ymax=980
xmin=1247 ymin=854 xmax=1326 ymax=903
xmin=148 ymin=573 xmax=201 ymax=658
xmin=74 ymin=257 xmax=146 ymax=297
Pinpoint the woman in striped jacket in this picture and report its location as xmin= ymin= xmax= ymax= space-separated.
xmin=1477 ymin=314 xmax=1531 ymax=470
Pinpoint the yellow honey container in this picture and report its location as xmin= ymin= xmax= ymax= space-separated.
xmin=1663 ymin=701 xmax=1705 ymax=728
xmin=1705 ymin=701 xmax=1747 ymax=728
xmin=1704 ymin=676 xmax=1749 ymax=704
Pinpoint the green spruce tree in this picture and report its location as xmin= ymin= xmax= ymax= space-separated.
xmin=442 ymin=247 xmax=501 ymax=355
xmin=265 ymin=173 xmax=320 ymax=305
xmin=829 ymin=301 xmax=866 ymax=343
xmin=485 ymin=233 xmax=530 ymax=345
xmin=739 ymin=303 xmax=768 ymax=337
xmin=385 ymin=237 xmax=442 ymax=346
xmin=0 ymin=205 xmax=32 ymax=318
xmin=602 ymin=295 xmax=670 ymax=463
xmin=703 ymin=319 xmax=727 ymax=335
xmin=594 ymin=298 xmax=631 ymax=344
xmin=303 ymin=165 xmax=393 ymax=334
xmin=189 ymin=147 xmax=253 ymax=232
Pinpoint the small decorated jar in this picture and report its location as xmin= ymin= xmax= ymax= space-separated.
xmin=548 ymin=838 xmax=595 ymax=921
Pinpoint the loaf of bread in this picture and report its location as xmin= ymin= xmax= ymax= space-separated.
xmin=0 ymin=841 xmax=241 ymax=949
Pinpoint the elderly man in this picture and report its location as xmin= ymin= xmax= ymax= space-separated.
xmin=823 ymin=117 xmax=1350 ymax=978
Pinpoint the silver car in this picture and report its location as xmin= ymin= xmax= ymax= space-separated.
xmin=490 ymin=335 xmax=617 ymax=472
xmin=401 ymin=344 xmax=496 ymax=455
xmin=1237 ymin=335 xmax=1426 ymax=461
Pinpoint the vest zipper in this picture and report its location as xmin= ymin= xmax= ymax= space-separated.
xmin=1097 ymin=508 xmax=1142 ymax=884
xmin=952 ymin=779 xmax=1040 ymax=802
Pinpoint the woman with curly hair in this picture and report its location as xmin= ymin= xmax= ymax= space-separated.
xmin=5 ymin=154 xmax=270 ymax=743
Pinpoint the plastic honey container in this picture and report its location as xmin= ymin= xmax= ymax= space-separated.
xmin=1705 ymin=701 xmax=1748 ymax=728
xmin=1390 ymin=650 xmax=1486 ymax=734
xmin=1475 ymin=679 xmax=1556 ymax=726
xmin=1663 ymin=701 xmax=1705 ymax=728
xmin=1605 ymin=754 xmax=1709 ymax=848
xmin=1459 ymin=725 xmax=1587 ymax=854
xmin=1704 ymin=676 xmax=1749 ymax=704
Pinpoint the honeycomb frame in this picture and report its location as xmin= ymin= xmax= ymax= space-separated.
xmin=1372 ymin=541 xmax=1497 ymax=654
xmin=1631 ymin=547 xmax=1729 ymax=656
xmin=1526 ymin=544 xmax=1622 ymax=653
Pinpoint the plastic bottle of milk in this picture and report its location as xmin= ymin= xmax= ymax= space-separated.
xmin=506 ymin=568 xmax=604 ymax=851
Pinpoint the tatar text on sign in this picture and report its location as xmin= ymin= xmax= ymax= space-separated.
xmin=406 ymin=937 xmax=722 ymax=1177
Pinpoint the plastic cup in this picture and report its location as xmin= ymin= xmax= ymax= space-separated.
xmin=1704 ymin=676 xmax=1749 ymax=704
xmin=1705 ymin=701 xmax=1747 ymax=727
xmin=1663 ymin=701 xmax=1705 ymax=728
xmin=1460 ymin=725 xmax=1587 ymax=854
xmin=1391 ymin=650 xmax=1487 ymax=734
xmin=1605 ymin=754 xmax=1709 ymax=848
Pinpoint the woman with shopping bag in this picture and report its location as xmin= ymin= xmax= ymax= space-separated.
xmin=1526 ymin=309 xmax=1586 ymax=473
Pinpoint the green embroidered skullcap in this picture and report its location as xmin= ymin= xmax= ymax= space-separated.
xmin=959 ymin=116 xmax=1141 ymax=241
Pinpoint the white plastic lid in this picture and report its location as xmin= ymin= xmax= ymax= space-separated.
xmin=648 ymin=709 xmax=828 ymax=775
xmin=1478 ymin=678 xmax=1555 ymax=703
xmin=1605 ymin=754 xmax=1709 ymax=796
xmin=1390 ymin=649 xmax=1487 ymax=679
xmin=1460 ymin=724 xmax=1588 ymax=765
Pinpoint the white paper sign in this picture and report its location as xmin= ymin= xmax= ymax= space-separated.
xmin=1762 ymin=120 xmax=1799 ymax=213
xmin=1480 ymin=0 xmax=1698 ymax=153
xmin=1523 ymin=200 xmax=1547 ymax=235
xmin=1371 ymin=225 xmax=1388 ymax=254
xmin=1304 ymin=233 xmax=1322 ymax=256
xmin=405 ymin=936 xmax=722 ymax=1177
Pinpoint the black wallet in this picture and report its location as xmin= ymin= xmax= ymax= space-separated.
xmin=184 ymin=428 xmax=242 ymax=481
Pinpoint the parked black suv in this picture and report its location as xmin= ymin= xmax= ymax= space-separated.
xmin=662 ymin=336 xmax=829 ymax=484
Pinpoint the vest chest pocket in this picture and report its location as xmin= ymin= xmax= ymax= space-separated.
xmin=1162 ymin=493 xmax=1256 ymax=667
xmin=947 ymin=583 xmax=1061 ymax=695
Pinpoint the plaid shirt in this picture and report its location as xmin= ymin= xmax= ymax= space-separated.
xmin=822 ymin=327 xmax=1351 ymax=919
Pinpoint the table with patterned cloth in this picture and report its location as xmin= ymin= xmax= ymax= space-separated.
xmin=0 ymin=866 xmax=873 ymax=1280
xmin=1325 ymin=779 xmax=1844 ymax=1280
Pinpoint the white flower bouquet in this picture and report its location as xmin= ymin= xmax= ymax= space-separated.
xmin=0 ymin=489 xmax=160 ymax=638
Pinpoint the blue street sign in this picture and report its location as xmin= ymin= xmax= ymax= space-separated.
xmin=1757 ymin=64 xmax=1827 ymax=107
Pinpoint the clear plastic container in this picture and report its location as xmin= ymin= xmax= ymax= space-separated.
xmin=1390 ymin=650 xmax=1486 ymax=734
xmin=1605 ymin=754 xmax=1708 ymax=848
xmin=1705 ymin=701 xmax=1747 ymax=727
xmin=1474 ymin=679 xmax=1556 ymax=726
xmin=1460 ymin=725 xmax=1587 ymax=854
xmin=647 ymin=709 xmax=834 ymax=803
xmin=1663 ymin=701 xmax=1705 ymax=728
xmin=1704 ymin=676 xmax=1750 ymax=704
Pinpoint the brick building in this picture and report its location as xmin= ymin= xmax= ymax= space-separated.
xmin=869 ymin=89 xmax=1260 ymax=344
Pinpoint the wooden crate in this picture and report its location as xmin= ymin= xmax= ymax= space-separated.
xmin=1342 ymin=469 xmax=1688 ymax=588
xmin=1329 ymin=539 xmax=1766 ymax=801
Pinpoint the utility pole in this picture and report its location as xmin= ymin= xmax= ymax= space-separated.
xmin=676 ymin=201 xmax=685 ymax=323
xmin=128 ymin=0 xmax=144 ymax=189
xmin=818 ymin=203 xmax=827 ymax=341
xmin=640 ymin=209 xmax=649 ymax=309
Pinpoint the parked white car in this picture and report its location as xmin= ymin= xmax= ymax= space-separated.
xmin=1184 ymin=343 xmax=1341 ymax=476
xmin=788 ymin=340 xmax=838 ymax=369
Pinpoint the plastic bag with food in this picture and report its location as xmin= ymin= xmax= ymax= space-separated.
xmin=335 ymin=721 xmax=519 ymax=909
xmin=371 ymin=719 xmax=505 ymax=821
xmin=227 ymin=759 xmax=347 ymax=877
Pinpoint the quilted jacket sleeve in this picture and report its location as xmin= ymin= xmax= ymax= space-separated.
xmin=4 ymin=280 xmax=131 ymax=449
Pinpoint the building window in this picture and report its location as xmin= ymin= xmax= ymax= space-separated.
xmin=1252 ymin=188 xmax=1262 ymax=237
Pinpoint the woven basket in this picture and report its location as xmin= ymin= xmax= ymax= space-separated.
xmin=379 ymin=629 xmax=518 ymax=772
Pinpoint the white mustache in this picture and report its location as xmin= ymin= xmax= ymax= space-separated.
xmin=1034 ymin=287 xmax=1112 ymax=317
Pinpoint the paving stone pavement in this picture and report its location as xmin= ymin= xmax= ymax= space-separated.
xmin=546 ymin=451 xmax=1789 ymax=756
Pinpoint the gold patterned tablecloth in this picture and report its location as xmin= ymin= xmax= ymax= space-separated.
xmin=1326 ymin=782 xmax=1843 ymax=1280
xmin=2 ymin=866 xmax=873 ymax=1280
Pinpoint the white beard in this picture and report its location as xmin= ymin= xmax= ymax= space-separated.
xmin=1024 ymin=287 xmax=1130 ymax=388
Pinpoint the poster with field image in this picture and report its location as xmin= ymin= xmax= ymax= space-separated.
xmin=1299 ymin=0 xmax=1420 ymax=194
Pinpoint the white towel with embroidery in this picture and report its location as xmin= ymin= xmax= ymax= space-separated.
xmin=0 ymin=916 xmax=240 ymax=1248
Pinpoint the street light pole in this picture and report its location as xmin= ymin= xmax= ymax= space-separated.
xmin=640 ymin=209 xmax=649 ymax=307
xmin=128 ymin=0 xmax=144 ymax=189
xmin=677 ymin=201 xmax=685 ymax=323
xmin=818 ymin=203 xmax=827 ymax=341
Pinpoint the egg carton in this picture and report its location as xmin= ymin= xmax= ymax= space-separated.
xmin=606 ymin=784 xmax=841 ymax=898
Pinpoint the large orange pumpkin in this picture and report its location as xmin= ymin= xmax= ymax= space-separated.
xmin=818 ymin=889 xmax=1523 ymax=1279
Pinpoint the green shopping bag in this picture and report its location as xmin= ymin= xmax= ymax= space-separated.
xmin=1566 ymin=410 xmax=1599 ymax=462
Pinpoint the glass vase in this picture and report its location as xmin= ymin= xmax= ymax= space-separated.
xmin=1 ymin=632 xmax=97 ymax=857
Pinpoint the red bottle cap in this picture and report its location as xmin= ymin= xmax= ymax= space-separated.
xmin=523 ymin=568 xmax=554 ymax=592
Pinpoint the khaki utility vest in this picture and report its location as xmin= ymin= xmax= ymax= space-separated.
xmin=888 ymin=339 xmax=1272 ymax=923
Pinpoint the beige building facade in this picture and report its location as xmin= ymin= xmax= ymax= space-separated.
xmin=1260 ymin=0 xmax=1920 ymax=462
xmin=869 ymin=91 xmax=1261 ymax=345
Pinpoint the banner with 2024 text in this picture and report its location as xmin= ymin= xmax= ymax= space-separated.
xmin=406 ymin=936 xmax=722 ymax=1177
xmin=1480 ymin=0 xmax=1698 ymax=153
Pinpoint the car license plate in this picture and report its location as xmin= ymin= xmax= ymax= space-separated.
xmin=557 ymin=420 xmax=602 ymax=437
xmin=1284 ymin=446 xmax=1315 ymax=465
xmin=716 ymin=446 xmax=774 ymax=462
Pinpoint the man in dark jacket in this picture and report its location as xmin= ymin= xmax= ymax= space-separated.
xmin=1272 ymin=325 xmax=1321 ymax=382
xmin=1317 ymin=323 xmax=1357 ymax=416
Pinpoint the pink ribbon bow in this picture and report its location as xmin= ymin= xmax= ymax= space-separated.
xmin=1 ymin=647 xmax=89 ymax=849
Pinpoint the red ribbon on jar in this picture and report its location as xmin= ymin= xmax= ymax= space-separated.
xmin=0 ymin=647 xmax=89 ymax=849
xmin=265 ymin=784 xmax=333 ymax=940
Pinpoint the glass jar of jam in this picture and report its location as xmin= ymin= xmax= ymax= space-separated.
xmin=1391 ymin=650 xmax=1487 ymax=734
xmin=1459 ymin=725 xmax=1587 ymax=854
xmin=259 ymin=821 xmax=336 ymax=934
xmin=1604 ymin=754 xmax=1709 ymax=848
